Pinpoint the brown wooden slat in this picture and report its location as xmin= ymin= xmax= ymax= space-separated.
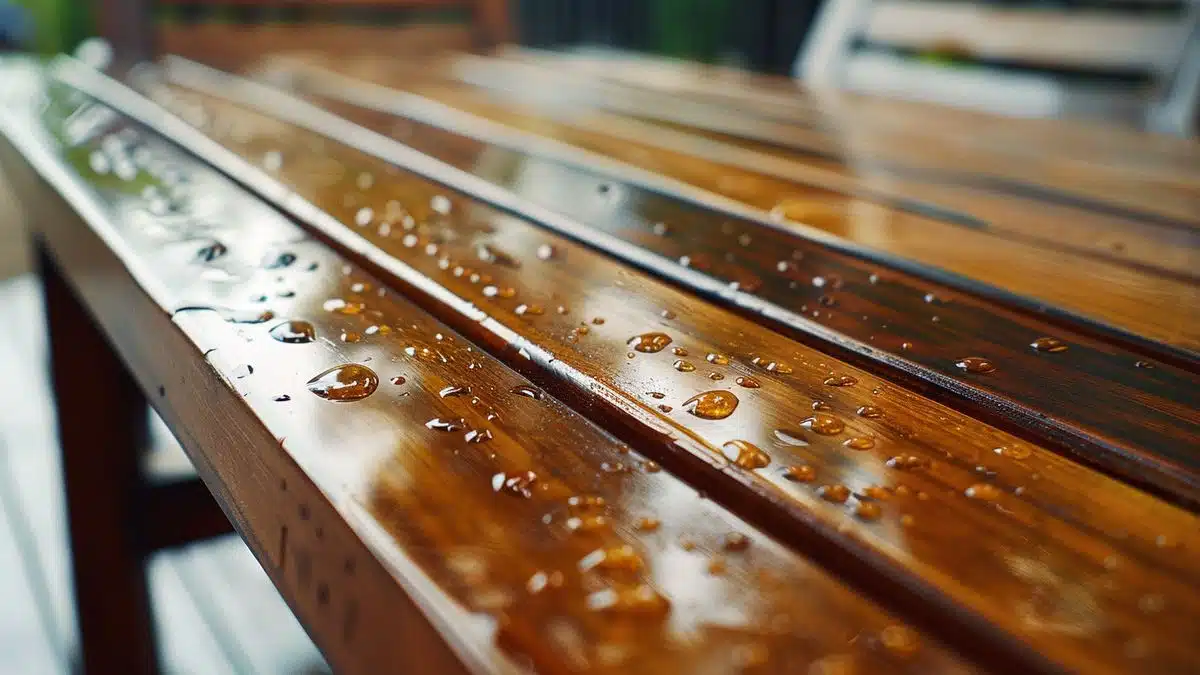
xmin=2 ymin=62 xmax=981 ymax=675
xmin=495 ymin=50 xmax=1200 ymax=230
xmin=80 ymin=60 xmax=1200 ymax=675
xmin=141 ymin=479 xmax=235 ymax=552
xmin=180 ymin=58 xmax=1200 ymax=507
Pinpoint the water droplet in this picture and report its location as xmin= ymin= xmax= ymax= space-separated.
xmin=773 ymin=429 xmax=809 ymax=446
xmin=965 ymin=483 xmax=1002 ymax=501
xmin=536 ymin=244 xmax=557 ymax=260
xmin=817 ymin=485 xmax=851 ymax=503
xmin=856 ymin=405 xmax=883 ymax=418
xmin=323 ymin=298 xmax=365 ymax=315
xmin=886 ymin=455 xmax=930 ymax=470
xmin=476 ymin=243 xmax=521 ymax=268
xmin=426 ymin=417 xmax=466 ymax=432
xmin=592 ymin=317 xmax=606 ymax=325
xmin=269 ymin=320 xmax=315 ymax=344
xmin=635 ymin=517 xmax=661 ymax=532
xmin=652 ymin=222 xmax=670 ymax=236
xmin=723 ymin=532 xmax=750 ymax=551
xmin=273 ymin=394 xmax=290 ymax=402
xmin=514 ymin=303 xmax=544 ymax=317
xmin=510 ymin=385 xmax=544 ymax=400
xmin=349 ymin=282 xmax=371 ymax=294
xmin=843 ymin=436 xmax=875 ymax=450
xmin=822 ymin=374 xmax=857 ymax=387
xmin=1135 ymin=360 xmax=1153 ymax=369
xmin=749 ymin=357 xmax=793 ymax=374
xmin=880 ymin=625 xmax=920 ymax=658
xmin=439 ymin=385 xmax=471 ymax=398
xmin=708 ymin=372 xmax=725 ymax=381
xmin=811 ymin=400 xmax=832 ymax=411
xmin=493 ymin=470 xmax=537 ymax=498
xmin=801 ymin=414 xmax=844 ymax=435
xmin=855 ymin=502 xmax=882 ymax=521
xmin=660 ymin=309 xmax=676 ymax=320
xmin=783 ymin=465 xmax=816 ymax=482
xmin=673 ymin=359 xmax=696 ymax=372
xmin=706 ymin=353 xmax=731 ymax=365
xmin=579 ymin=545 xmax=644 ymax=573
xmin=994 ymin=445 xmax=1032 ymax=460
xmin=628 ymin=332 xmax=673 ymax=353
xmin=264 ymin=252 xmax=296 ymax=269
xmin=196 ymin=241 xmax=228 ymax=262
xmin=586 ymin=585 xmax=669 ymax=616
xmin=657 ymin=404 xmax=673 ymax=413
xmin=566 ymin=515 xmax=612 ymax=534
xmin=707 ymin=557 xmax=727 ymax=575
xmin=956 ymin=357 xmax=996 ymax=374
xmin=340 ymin=330 xmax=362 ymax=343
xmin=232 ymin=364 xmax=253 ymax=378
xmin=354 ymin=207 xmax=374 ymax=227
xmin=306 ymin=364 xmax=379 ymax=401
xmin=901 ymin=341 xmax=913 ymax=350
xmin=684 ymin=390 xmax=739 ymax=420
xmin=735 ymin=376 xmax=761 ymax=388
xmin=1030 ymin=337 xmax=1068 ymax=353
xmin=465 ymin=429 xmax=493 ymax=444
xmin=671 ymin=347 xmax=688 ymax=356
xmin=722 ymin=440 xmax=770 ymax=469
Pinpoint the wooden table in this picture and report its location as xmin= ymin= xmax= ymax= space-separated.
xmin=0 ymin=51 xmax=1196 ymax=675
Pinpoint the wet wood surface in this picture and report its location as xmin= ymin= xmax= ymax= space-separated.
xmin=484 ymin=50 xmax=1200 ymax=230
xmin=268 ymin=54 xmax=1200 ymax=355
xmin=0 ymin=67 xmax=983 ymax=674
xmin=53 ymin=58 xmax=1200 ymax=674
xmin=166 ymin=57 xmax=1200 ymax=507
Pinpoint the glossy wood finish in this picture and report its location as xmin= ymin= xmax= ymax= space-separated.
xmin=492 ymin=50 xmax=1200 ymax=230
xmin=167 ymin=59 xmax=1200 ymax=506
xmin=74 ymin=61 xmax=1200 ymax=674
xmin=0 ymin=63 xmax=981 ymax=675
xmin=372 ymin=55 xmax=1200 ymax=353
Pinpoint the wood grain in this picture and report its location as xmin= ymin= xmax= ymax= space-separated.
xmin=0 ymin=62 xmax=981 ymax=675
xmin=79 ymin=60 xmax=1200 ymax=675
xmin=494 ymin=49 xmax=1200 ymax=229
xmin=176 ymin=58 xmax=1200 ymax=506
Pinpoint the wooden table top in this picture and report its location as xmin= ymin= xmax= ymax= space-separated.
xmin=0 ymin=50 xmax=1196 ymax=675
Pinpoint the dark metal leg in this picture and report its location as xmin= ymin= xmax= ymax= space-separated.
xmin=38 ymin=242 xmax=160 ymax=675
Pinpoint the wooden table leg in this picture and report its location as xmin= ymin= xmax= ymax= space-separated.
xmin=38 ymin=240 xmax=160 ymax=675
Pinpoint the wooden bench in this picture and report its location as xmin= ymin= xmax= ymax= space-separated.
xmin=0 ymin=49 xmax=1196 ymax=675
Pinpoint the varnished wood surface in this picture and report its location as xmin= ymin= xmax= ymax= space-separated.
xmin=0 ymin=60 xmax=984 ymax=675
xmin=170 ymin=57 xmax=1200 ymax=506
xmin=65 ymin=58 xmax=1200 ymax=674
xmin=491 ymin=50 xmax=1200 ymax=229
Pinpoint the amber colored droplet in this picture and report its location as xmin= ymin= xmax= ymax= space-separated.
xmin=476 ymin=243 xmax=521 ymax=268
xmin=811 ymin=400 xmax=832 ymax=412
xmin=801 ymin=414 xmax=844 ymax=436
xmin=965 ymin=483 xmax=1003 ymax=501
xmin=783 ymin=465 xmax=816 ymax=482
xmin=900 ymin=514 xmax=915 ymax=527
xmin=843 ymin=436 xmax=875 ymax=451
xmin=340 ymin=331 xmax=362 ymax=343
xmin=635 ymin=517 xmax=661 ymax=532
xmin=856 ymin=405 xmax=883 ymax=418
xmin=735 ymin=376 xmax=761 ymax=388
xmin=685 ymin=390 xmax=739 ymax=420
xmin=722 ymin=532 xmax=750 ymax=552
xmin=707 ymin=557 xmax=727 ymax=575
xmin=510 ymin=385 xmax=544 ymax=400
xmin=515 ymin=304 xmax=545 ymax=317
xmin=817 ymin=484 xmax=851 ymax=503
xmin=566 ymin=515 xmax=612 ymax=534
xmin=994 ymin=445 xmax=1033 ymax=460
xmin=493 ymin=470 xmax=538 ymax=498
xmin=306 ymin=364 xmax=379 ymax=402
xmin=773 ymin=429 xmax=809 ymax=447
xmin=673 ymin=359 xmax=696 ymax=372
xmin=439 ymin=385 xmax=471 ymax=398
xmin=901 ymin=341 xmax=913 ymax=350
xmin=591 ymin=317 xmax=606 ymax=325
xmin=585 ymin=585 xmax=669 ymax=617
xmin=874 ymin=624 xmax=921 ymax=659
xmin=887 ymin=454 xmax=930 ymax=470
xmin=657 ymin=404 xmax=673 ymax=413
xmin=579 ymin=545 xmax=644 ymax=573
xmin=706 ymin=353 xmax=731 ymax=366
xmin=660 ymin=309 xmax=676 ymax=320
xmin=628 ymin=332 xmax=673 ymax=353
xmin=269 ymin=320 xmax=315 ymax=344
xmin=708 ymin=373 xmax=725 ymax=381
xmin=323 ymin=298 xmax=365 ymax=315
xmin=722 ymin=440 xmax=770 ymax=469
xmin=1030 ymin=336 xmax=1068 ymax=353
xmin=465 ymin=429 xmax=493 ymax=444
xmin=855 ymin=502 xmax=883 ymax=521
xmin=956 ymin=357 xmax=997 ymax=374
xmin=823 ymin=374 xmax=858 ymax=387
xmin=349 ymin=281 xmax=371 ymax=294
xmin=671 ymin=347 xmax=688 ymax=356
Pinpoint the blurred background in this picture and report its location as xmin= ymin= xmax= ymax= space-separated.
xmin=0 ymin=2 xmax=1196 ymax=673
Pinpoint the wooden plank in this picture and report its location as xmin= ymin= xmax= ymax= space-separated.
xmin=76 ymin=58 xmax=1200 ymax=675
xmin=465 ymin=52 xmax=1200 ymax=230
xmin=163 ymin=58 xmax=1200 ymax=507
xmin=340 ymin=54 xmax=1200 ymax=351
xmin=0 ymin=61 xmax=980 ymax=675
